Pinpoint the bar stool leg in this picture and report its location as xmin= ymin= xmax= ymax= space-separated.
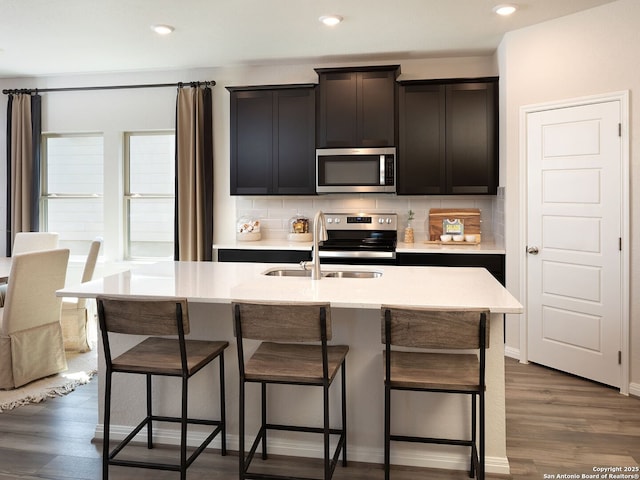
xmin=219 ymin=352 xmax=227 ymax=456
xmin=384 ymin=382 xmax=391 ymax=480
xmin=341 ymin=360 xmax=347 ymax=467
xmin=239 ymin=378 xmax=246 ymax=480
xmin=261 ymin=382 xmax=268 ymax=460
xmin=103 ymin=370 xmax=112 ymax=480
xmin=323 ymin=382 xmax=330 ymax=480
xmin=471 ymin=394 xmax=477 ymax=478
xmin=146 ymin=374 xmax=153 ymax=449
xmin=180 ymin=376 xmax=188 ymax=480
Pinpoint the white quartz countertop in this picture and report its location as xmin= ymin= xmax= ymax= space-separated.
xmin=59 ymin=261 xmax=522 ymax=314
xmin=214 ymin=239 xmax=505 ymax=254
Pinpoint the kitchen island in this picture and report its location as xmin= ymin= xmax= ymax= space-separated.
xmin=58 ymin=261 xmax=522 ymax=475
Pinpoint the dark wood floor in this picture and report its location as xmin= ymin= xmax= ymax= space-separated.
xmin=0 ymin=358 xmax=638 ymax=479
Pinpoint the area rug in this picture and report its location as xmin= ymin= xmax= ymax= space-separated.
xmin=0 ymin=348 xmax=97 ymax=413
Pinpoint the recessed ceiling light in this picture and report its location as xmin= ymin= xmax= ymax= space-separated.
xmin=319 ymin=15 xmax=343 ymax=27
xmin=151 ymin=24 xmax=175 ymax=35
xmin=493 ymin=4 xmax=517 ymax=16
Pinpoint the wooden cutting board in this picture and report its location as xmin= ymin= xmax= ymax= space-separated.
xmin=427 ymin=208 xmax=481 ymax=242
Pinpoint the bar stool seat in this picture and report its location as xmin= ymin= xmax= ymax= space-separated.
xmin=97 ymin=296 xmax=228 ymax=480
xmin=245 ymin=342 xmax=349 ymax=384
xmin=233 ymin=300 xmax=348 ymax=480
xmin=385 ymin=351 xmax=480 ymax=391
xmin=112 ymin=337 xmax=228 ymax=375
xmin=382 ymin=306 xmax=489 ymax=480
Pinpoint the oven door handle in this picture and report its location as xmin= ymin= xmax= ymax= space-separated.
xmin=319 ymin=250 xmax=396 ymax=259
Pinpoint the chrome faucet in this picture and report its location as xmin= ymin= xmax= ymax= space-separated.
xmin=312 ymin=211 xmax=328 ymax=280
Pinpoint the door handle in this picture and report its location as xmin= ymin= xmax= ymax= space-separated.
xmin=527 ymin=246 xmax=539 ymax=255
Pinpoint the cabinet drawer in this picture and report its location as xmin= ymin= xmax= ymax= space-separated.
xmin=218 ymin=249 xmax=311 ymax=264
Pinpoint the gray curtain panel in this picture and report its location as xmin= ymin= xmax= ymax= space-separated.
xmin=5 ymin=93 xmax=42 ymax=256
xmin=174 ymin=86 xmax=214 ymax=261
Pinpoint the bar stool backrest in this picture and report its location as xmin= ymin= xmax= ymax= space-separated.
xmin=381 ymin=306 xmax=490 ymax=350
xmin=97 ymin=296 xmax=190 ymax=336
xmin=232 ymin=301 xmax=332 ymax=342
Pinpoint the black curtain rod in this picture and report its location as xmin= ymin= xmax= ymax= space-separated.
xmin=2 ymin=80 xmax=216 ymax=95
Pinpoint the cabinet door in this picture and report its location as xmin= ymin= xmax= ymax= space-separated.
xmin=446 ymin=82 xmax=497 ymax=194
xmin=230 ymin=90 xmax=273 ymax=195
xmin=358 ymin=70 xmax=396 ymax=147
xmin=398 ymin=84 xmax=446 ymax=194
xmin=316 ymin=68 xmax=397 ymax=148
xmin=317 ymin=72 xmax=358 ymax=148
xmin=230 ymin=86 xmax=316 ymax=195
xmin=273 ymin=88 xmax=316 ymax=194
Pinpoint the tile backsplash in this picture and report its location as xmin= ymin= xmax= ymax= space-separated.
xmin=492 ymin=186 xmax=506 ymax=247
xmin=235 ymin=194 xmax=501 ymax=243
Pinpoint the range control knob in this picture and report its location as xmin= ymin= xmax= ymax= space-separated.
xmin=334 ymin=218 xmax=341 ymax=224
xmin=386 ymin=218 xmax=393 ymax=224
xmin=378 ymin=218 xmax=385 ymax=224
xmin=326 ymin=217 xmax=333 ymax=224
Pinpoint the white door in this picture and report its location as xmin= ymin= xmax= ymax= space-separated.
xmin=526 ymin=100 xmax=622 ymax=388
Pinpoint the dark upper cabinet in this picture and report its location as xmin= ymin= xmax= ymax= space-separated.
xmin=315 ymin=65 xmax=400 ymax=148
xmin=398 ymin=83 xmax=446 ymax=194
xmin=228 ymin=85 xmax=316 ymax=195
xmin=398 ymin=78 xmax=498 ymax=195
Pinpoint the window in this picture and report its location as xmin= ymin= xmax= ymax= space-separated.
xmin=41 ymin=134 xmax=104 ymax=255
xmin=124 ymin=132 xmax=175 ymax=259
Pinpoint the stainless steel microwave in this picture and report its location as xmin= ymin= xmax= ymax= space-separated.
xmin=316 ymin=147 xmax=396 ymax=193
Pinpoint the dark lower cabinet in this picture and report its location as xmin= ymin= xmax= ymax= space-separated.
xmin=218 ymin=248 xmax=505 ymax=285
xmin=217 ymin=249 xmax=311 ymax=264
xmin=396 ymin=252 xmax=505 ymax=285
xmin=398 ymin=77 xmax=498 ymax=195
xmin=228 ymin=85 xmax=316 ymax=195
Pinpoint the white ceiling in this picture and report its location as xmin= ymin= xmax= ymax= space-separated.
xmin=0 ymin=0 xmax=617 ymax=79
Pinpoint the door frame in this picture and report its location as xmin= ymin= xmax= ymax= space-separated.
xmin=518 ymin=91 xmax=630 ymax=395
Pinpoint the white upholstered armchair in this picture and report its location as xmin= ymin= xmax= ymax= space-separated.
xmin=0 ymin=249 xmax=70 ymax=389
xmin=11 ymin=232 xmax=59 ymax=255
xmin=0 ymin=232 xmax=60 ymax=307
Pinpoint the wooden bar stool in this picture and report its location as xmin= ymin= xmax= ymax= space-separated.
xmin=97 ymin=296 xmax=228 ymax=480
xmin=381 ymin=306 xmax=490 ymax=480
xmin=232 ymin=301 xmax=348 ymax=480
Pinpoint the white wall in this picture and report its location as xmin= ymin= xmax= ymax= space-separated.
xmin=499 ymin=0 xmax=640 ymax=387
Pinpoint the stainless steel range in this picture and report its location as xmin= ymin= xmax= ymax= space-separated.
xmin=318 ymin=213 xmax=398 ymax=265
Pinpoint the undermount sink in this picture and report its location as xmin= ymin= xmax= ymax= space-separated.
xmin=263 ymin=268 xmax=382 ymax=278
xmin=263 ymin=269 xmax=312 ymax=277
xmin=323 ymin=270 xmax=382 ymax=278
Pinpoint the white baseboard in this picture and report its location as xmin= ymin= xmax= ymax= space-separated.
xmin=95 ymin=424 xmax=511 ymax=475
xmin=504 ymin=346 xmax=521 ymax=360
xmin=503 ymin=350 xmax=638 ymax=395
